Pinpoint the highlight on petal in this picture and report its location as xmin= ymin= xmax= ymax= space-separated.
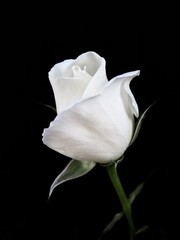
xmin=48 ymin=51 xmax=108 ymax=114
xmin=42 ymin=70 xmax=139 ymax=164
xmin=49 ymin=159 xmax=96 ymax=198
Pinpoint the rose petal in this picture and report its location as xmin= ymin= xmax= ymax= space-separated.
xmin=42 ymin=71 xmax=139 ymax=164
xmin=48 ymin=51 xmax=108 ymax=114
xmin=82 ymin=52 xmax=108 ymax=98
xmin=121 ymin=71 xmax=140 ymax=118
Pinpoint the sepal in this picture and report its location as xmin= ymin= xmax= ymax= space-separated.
xmin=48 ymin=159 xmax=96 ymax=198
xmin=130 ymin=102 xmax=155 ymax=145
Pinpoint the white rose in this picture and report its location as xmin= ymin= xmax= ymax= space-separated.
xmin=42 ymin=51 xmax=139 ymax=164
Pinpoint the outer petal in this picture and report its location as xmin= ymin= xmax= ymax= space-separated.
xmin=42 ymin=70 xmax=139 ymax=164
xmin=48 ymin=51 xmax=108 ymax=114
xmin=119 ymin=71 xmax=140 ymax=118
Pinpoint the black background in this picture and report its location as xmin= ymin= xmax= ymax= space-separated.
xmin=1 ymin=1 xmax=178 ymax=240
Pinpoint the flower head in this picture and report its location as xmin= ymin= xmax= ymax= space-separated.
xmin=42 ymin=51 xmax=139 ymax=164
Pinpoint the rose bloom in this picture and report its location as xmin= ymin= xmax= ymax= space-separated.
xmin=42 ymin=51 xmax=139 ymax=164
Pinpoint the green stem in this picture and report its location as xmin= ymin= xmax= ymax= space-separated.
xmin=106 ymin=162 xmax=136 ymax=240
